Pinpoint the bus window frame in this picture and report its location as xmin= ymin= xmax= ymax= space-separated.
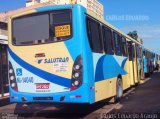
xmin=86 ymin=16 xmax=103 ymax=53
xmin=128 ymin=41 xmax=134 ymax=61
xmin=11 ymin=9 xmax=73 ymax=46
xmin=113 ymin=31 xmax=122 ymax=56
xmin=102 ymin=25 xmax=114 ymax=55
xmin=132 ymin=43 xmax=136 ymax=59
xmin=121 ymin=36 xmax=128 ymax=57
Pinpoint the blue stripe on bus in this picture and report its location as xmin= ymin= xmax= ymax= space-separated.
xmin=64 ymin=39 xmax=81 ymax=61
xmin=8 ymin=48 xmax=71 ymax=88
xmin=64 ymin=5 xmax=85 ymax=61
xmin=95 ymin=55 xmax=128 ymax=82
xmin=36 ymin=4 xmax=73 ymax=12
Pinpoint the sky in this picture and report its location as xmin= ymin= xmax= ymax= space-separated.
xmin=99 ymin=0 xmax=160 ymax=54
xmin=0 ymin=0 xmax=160 ymax=54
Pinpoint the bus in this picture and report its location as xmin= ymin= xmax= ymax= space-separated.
xmin=153 ymin=53 xmax=159 ymax=70
xmin=143 ymin=48 xmax=155 ymax=76
xmin=8 ymin=4 xmax=144 ymax=104
xmin=0 ymin=35 xmax=9 ymax=99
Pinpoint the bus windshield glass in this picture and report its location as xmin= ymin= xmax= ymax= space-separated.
xmin=12 ymin=9 xmax=72 ymax=45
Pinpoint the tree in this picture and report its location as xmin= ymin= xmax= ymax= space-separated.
xmin=127 ymin=31 xmax=143 ymax=44
xmin=127 ymin=30 xmax=138 ymax=40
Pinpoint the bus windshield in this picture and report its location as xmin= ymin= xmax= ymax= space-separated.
xmin=12 ymin=9 xmax=72 ymax=45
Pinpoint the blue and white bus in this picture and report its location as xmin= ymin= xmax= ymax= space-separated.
xmin=8 ymin=4 xmax=144 ymax=104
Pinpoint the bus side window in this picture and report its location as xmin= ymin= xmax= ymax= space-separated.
xmin=113 ymin=32 xmax=122 ymax=56
xmin=140 ymin=47 xmax=142 ymax=58
xmin=128 ymin=41 xmax=133 ymax=61
xmin=132 ymin=43 xmax=135 ymax=59
xmin=143 ymin=50 xmax=145 ymax=56
xmin=138 ymin=46 xmax=142 ymax=58
xmin=86 ymin=17 xmax=103 ymax=53
xmin=102 ymin=26 xmax=114 ymax=55
xmin=136 ymin=45 xmax=139 ymax=58
xmin=121 ymin=36 xmax=127 ymax=57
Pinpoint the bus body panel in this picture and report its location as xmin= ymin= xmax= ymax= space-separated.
xmin=94 ymin=54 xmax=128 ymax=102
xmin=122 ymin=58 xmax=131 ymax=90
xmin=132 ymin=44 xmax=139 ymax=84
xmin=129 ymin=60 xmax=135 ymax=85
xmin=8 ymin=43 xmax=73 ymax=94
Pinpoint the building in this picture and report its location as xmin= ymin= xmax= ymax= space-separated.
xmin=0 ymin=1 xmax=55 ymax=23
xmin=0 ymin=22 xmax=7 ymax=36
xmin=27 ymin=0 xmax=104 ymax=18
xmin=0 ymin=0 xmax=104 ymax=24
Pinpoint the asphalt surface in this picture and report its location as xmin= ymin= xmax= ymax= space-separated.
xmin=111 ymin=71 xmax=160 ymax=114
xmin=0 ymin=71 xmax=160 ymax=119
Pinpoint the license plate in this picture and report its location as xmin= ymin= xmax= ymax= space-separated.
xmin=35 ymin=83 xmax=50 ymax=89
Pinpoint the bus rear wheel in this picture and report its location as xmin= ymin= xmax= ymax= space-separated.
xmin=114 ymin=78 xmax=123 ymax=103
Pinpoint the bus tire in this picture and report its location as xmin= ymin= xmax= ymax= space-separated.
xmin=114 ymin=78 xmax=123 ymax=103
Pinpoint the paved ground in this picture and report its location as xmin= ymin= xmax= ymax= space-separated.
xmin=111 ymin=71 xmax=160 ymax=114
xmin=0 ymin=71 xmax=160 ymax=119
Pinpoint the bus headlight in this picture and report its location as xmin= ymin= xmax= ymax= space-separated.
xmin=70 ymin=55 xmax=83 ymax=91
xmin=9 ymin=61 xmax=18 ymax=91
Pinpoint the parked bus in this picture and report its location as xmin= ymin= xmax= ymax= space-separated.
xmin=8 ymin=4 xmax=146 ymax=104
xmin=153 ymin=53 xmax=159 ymax=70
xmin=143 ymin=48 xmax=155 ymax=76
xmin=0 ymin=35 xmax=9 ymax=99
xmin=158 ymin=55 xmax=160 ymax=70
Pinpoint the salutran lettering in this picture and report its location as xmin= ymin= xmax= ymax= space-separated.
xmin=44 ymin=57 xmax=69 ymax=64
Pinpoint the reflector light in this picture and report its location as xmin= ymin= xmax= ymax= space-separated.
xmin=70 ymin=95 xmax=82 ymax=98
xmin=70 ymin=86 xmax=76 ymax=91
xmin=75 ymin=95 xmax=82 ymax=98
xmin=14 ymin=87 xmax=18 ymax=91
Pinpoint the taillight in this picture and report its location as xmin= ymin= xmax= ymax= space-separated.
xmin=70 ymin=55 xmax=83 ymax=91
xmin=9 ymin=62 xmax=18 ymax=91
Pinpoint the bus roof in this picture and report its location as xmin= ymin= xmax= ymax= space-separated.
xmin=9 ymin=4 xmax=142 ymax=46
